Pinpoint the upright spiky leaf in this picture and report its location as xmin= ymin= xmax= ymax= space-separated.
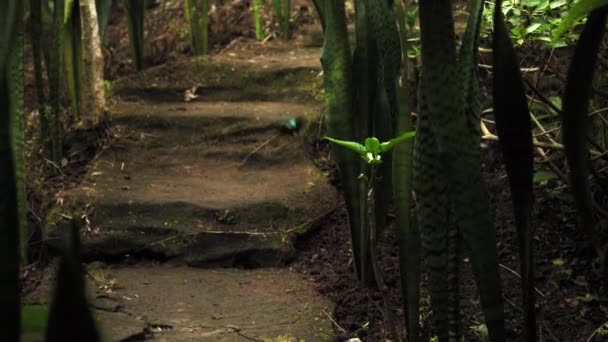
xmin=123 ymin=0 xmax=145 ymax=70
xmin=45 ymin=221 xmax=101 ymax=342
xmin=9 ymin=11 xmax=27 ymax=264
xmin=96 ymin=0 xmax=113 ymax=41
xmin=49 ymin=0 xmax=66 ymax=162
xmin=0 ymin=2 xmax=22 ymax=340
xmin=561 ymin=6 xmax=608 ymax=236
xmin=492 ymin=0 xmax=536 ymax=339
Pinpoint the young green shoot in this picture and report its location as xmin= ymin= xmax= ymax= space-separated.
xmin=325 ymin=131 xmax=415 ymax=342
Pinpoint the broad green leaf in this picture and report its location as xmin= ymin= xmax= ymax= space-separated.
xmin=550 ymin=0 xmax=568 ymax=9
xmin=533 ymin=169 xmax=558 ymax=183
xmin=526 ymin=22 xmax=542 ymax=34
xmin=379 ymin=131 xmax=416 ymax=152
xmin=364 ymin=137 xmax=381 ymax=154
xmin=553 ymin=0 xmax=608 ymax=40
xmin=325 ymin=136 xmax=367 ymax=156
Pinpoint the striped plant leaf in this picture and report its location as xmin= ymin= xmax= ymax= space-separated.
xmin=0 ymin=1 xmax=22 ymax=340
xmin=560 ymin=6 xmax=608 ymax=237
xmin=492 ymin=0 xmax=536 ymax=339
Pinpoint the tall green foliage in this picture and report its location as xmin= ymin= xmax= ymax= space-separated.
xmin=45 ymin=221 xmax=101 ymax=342
xmin=49 ymin=0 xmax=66 ymax=163
xmin=30 ymin=0 xmax=48 ymax=138
xmin=415 ymin=0 xmax=506 ymax=339
xmin=123 ymin=0 xmax=145 ymax=70
xmin=252 ymin=0 xmax=264 ymax=40
xmin=559 ymin=3 xmax=608 ymax=275
xmin=272 ymin=0 xmax=291 ymax=38
xmin=63 ymin=0 xmax=84 ymax=120
xmin=393 ymin=1 xmax=419 ymax=339
xmin=9 ymin=14 xmax=27 ymax=265
xmin=96 ymin=0 xmax=113 ymax=42
xmin=318 ymin=0 xmax=408 ymax=290
xmin=492 ymin=0 xmax=536 ymax=339
xmin=0 ymin=1 xmax=22 ymax=340
xmin=351 ymin=0 xmax=374 ymax=285
xmin=319 ymin=0 xmax=363 ymax=283
xmin=185 ymin=0 xmax=209 ymax=55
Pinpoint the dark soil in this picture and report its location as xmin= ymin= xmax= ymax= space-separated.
xmin=292 ymin=143 xmax=608 ymax=341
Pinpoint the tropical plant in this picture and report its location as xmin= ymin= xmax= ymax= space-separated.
xmin=557 ymin=2 xmax=608 ymax=275
xmin=481 ymin=0 xmax=579 ymax=47
xmin=0 ymin=2 xmax=23 ymax=340
xmin=185 ymin=0 xmax=209 ymax=55
xmin=272 ymin=0 xmax=291 ymax=39
xmin=327 ymin=132 xmax=416 ymax=341
xmin=123 ymin=0 xmax=145 ymax=69
xmin=63 ymin=0 xmax=84 ymax=120
xmin=252 ymin=0 xmax=264 ymax=40
xmin=414 ymin=0 xmax=507 ymax=339
xmin=492 ymin=0 xmax=536 ymax=338
xmin=45 ymin=221 xmax=101 ymax=342
xmin=96 ymin=0 xmax=113 ymax=42
xmin=48 ymin=0 xmax=66 ymax=163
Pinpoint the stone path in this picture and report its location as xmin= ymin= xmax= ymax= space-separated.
xmin=33 ymin=42 xmax=340 ymax=341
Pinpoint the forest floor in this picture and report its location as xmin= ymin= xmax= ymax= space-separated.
xmin=24 ymin=41 xmax=342 ymax=341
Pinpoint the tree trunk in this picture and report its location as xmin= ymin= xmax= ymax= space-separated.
xmin=80 ymin=0 xmax=107 ymax=125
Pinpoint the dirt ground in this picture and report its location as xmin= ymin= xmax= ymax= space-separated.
xmin=292 ymin=141 xmax=608 ymax=341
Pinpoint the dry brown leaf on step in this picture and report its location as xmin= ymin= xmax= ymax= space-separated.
xmin=183 ymin=86 xmax=200 ymax=102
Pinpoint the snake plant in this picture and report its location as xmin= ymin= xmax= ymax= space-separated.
xmin=327 ymin=132 xmax=415 ymax=341
xmin=185 ymin=0 xmax=209 ymax=55
xmin=123 ymin=0 xmax=145 ymax=69
xmin=272 ymin=0 xmax=291 ymax=39
xmin=252 ymin=0 xmax=264 ymax=40
xmin=0 ymin=1 xmax=22 ymax=339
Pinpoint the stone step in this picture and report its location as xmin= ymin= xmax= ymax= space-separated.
xmin=53 ymin=100 xmax=337 ymax=267
xmin=24 ymin=264 xmax=334 ymax=342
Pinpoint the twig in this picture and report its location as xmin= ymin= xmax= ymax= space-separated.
xmin=285 ymin=202 xmax=345 ymax=233
xmin=239 ymin=134 xmax=279 ymax=168
xmin=481 ymin=132 xmax=564 ymax=150
xmin=498 ymin=263 xmax=546 ymax=298
xmin=585 ymin=321 xmax=608 ymax=342
xmin=478 ymin=63 xmax=540 ymax=73
xmin=324 ymin=309 xmax=347 ymax=333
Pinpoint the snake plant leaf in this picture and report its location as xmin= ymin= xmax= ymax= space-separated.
xmin=96 ymin=0 xmax=113 ymax=41
xmin=364 ymin=137 xmax=382 ymax=154
xmin=553 ymin=0 xmax=608 ymax=40
xmin=325 ymin=136 xmax=367 ymax=156
xmin=493 ymin=0 xmax=536 ymax=339
xmin=45 ymin=221 xmax=101 ymax=342
xmin=65 ymin=0 xmax=76 ymax=23
xmin=561 ymin=6 xmax=608 ymax=236
xmin=0 ymin=2 xmax=22 ymax=340
xmin=379 ymin=131 xmax=416 ymax=152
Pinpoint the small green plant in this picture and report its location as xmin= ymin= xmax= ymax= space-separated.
xmin=325 ymin=132 xmax=415 ymax=166
xmin=103 ymin=80 xmax=113 ymax=97
xmin=326 ymin=131 xmax=415 ymax=342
